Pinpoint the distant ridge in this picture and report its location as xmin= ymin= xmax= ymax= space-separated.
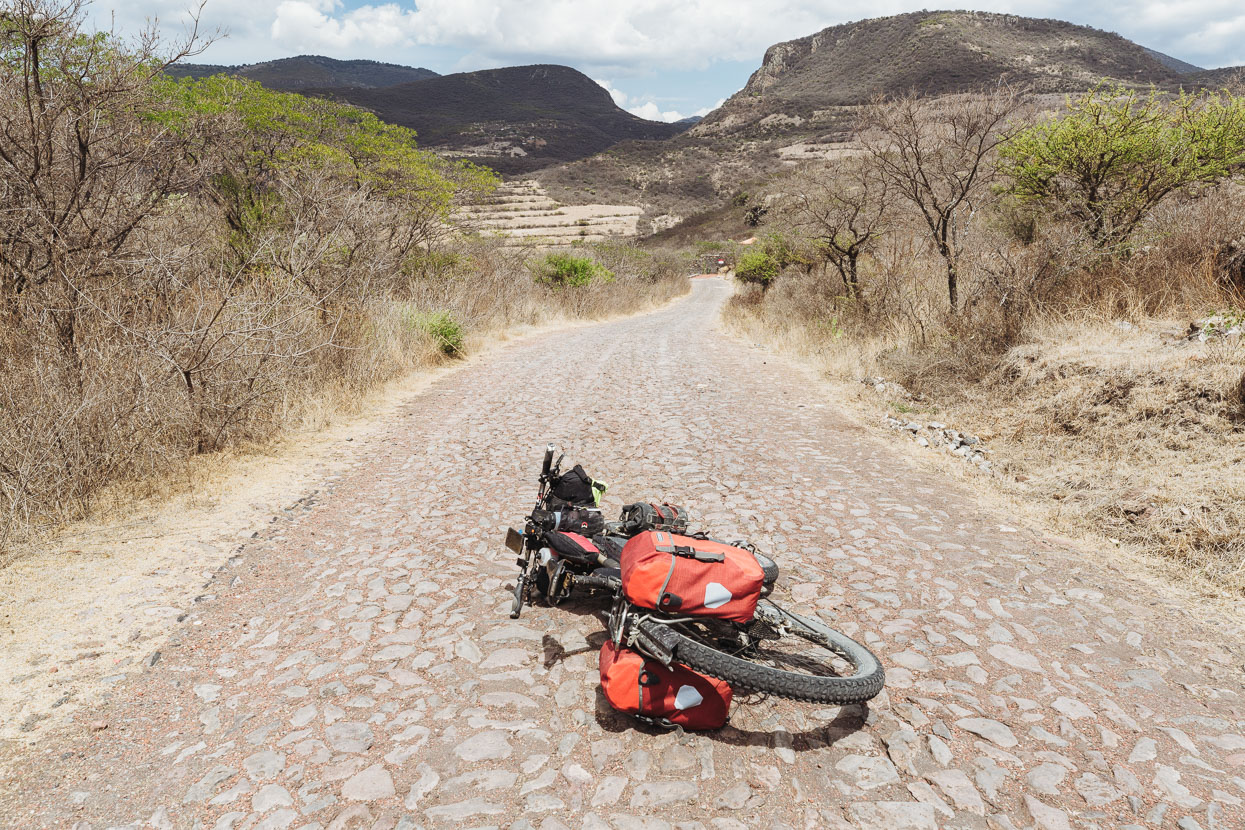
xmin=535 ymin=10 xmax=1231 ymax=233
xmin=1143 ymin=47 xmax=1203 ymax=75
xmin=305 ymin=64 xmax=684 ymax=174
xmin=1189 ymin=66 xmax=1245 ymax=87
xmin=167 ymin=55 xmax=438 ymax=91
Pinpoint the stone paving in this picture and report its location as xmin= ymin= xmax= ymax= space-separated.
xmin=2 ymin=278 xmax=1243 ymax=830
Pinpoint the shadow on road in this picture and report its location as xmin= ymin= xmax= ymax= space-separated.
xmin=590 ymin=687 xmax=870 ymax=751
xmin=535 ymin=600 xmax=871 ymax=752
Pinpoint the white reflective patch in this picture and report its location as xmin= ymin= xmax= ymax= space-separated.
xmin=704 ymin=582 xmax=733 ymax=609
xmin=674 ymin=684 xmax=704 ymax=710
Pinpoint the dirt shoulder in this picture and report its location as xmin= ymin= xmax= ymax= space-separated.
xmin=725 ymin=310 xmax=1245 ymax=626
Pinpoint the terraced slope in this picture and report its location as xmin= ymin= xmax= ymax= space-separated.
xmin=458 ymin=180 xmax=641 ymax=247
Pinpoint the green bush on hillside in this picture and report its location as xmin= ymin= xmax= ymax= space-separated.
xmin=401 ymin=309 xmax=465 ymax=355
xmin=532 ymin=253 xmax=614 ymax=288
xmin=1000 ymin=85 xmax=1245 ymax=248
xmin=735 ymin=248 xmax=782 ymax=288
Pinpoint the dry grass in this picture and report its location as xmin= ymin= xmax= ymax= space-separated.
xmin=723 ymin=174 xmax=1245 ymax=594
xmin=0 ymin=4 xmax=691 ymax=559
xmin=727 ymin=298 xmax=1245 ymax=594
xmin=971 ymin=320 xmax=1244 ymax=588
xmin=0 ymin=239 xmax=688 ymax=561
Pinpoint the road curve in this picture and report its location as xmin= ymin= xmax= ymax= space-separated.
xmin=3 ymin=278 xmax=1243 ymax=829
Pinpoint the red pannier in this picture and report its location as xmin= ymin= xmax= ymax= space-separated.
xmin=544 ymin=531 xmax=601 ymax=565
xmin=620 ymin=531 xmax=764 ymax=623
xmin=599 ymin=640 xmax=731 ymax=730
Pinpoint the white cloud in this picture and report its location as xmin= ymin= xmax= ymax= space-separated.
xmin=271 ymin=1 xmax=419 ymax=51
xmin=594 ymin=78 xmax=630 ymax=108
xmin=92 ymin=1 xmax=1245 ymax=71
xmin=627 ymin=101 xmax=687 ymax=122
xmin=597 ymin=78 xmax=721 ymax=122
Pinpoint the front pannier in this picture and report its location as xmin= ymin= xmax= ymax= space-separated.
xmin=620 ymin=531 xmax=764 ymax=623
xmin=544 ymin=531 xmax=602 ymax=566
xmin=599 ymin=640 xmax=731 ymax=730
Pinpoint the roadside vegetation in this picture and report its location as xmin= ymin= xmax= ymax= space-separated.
xmin=0 ymin=0 xmax=687 ymax=554
xmin=722 ymin=84 xmax=1245 ymax=592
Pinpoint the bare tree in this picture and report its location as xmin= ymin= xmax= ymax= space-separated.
xmin=780 ymin=157 xmax=890 ymax=301
xmin=859 ymin=86 xmax=1029 ymax=312
xmin=0 ymin=0 xmax=209 ymax=352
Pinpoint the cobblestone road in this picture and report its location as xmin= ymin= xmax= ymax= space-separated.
xmin=3 ymin=278 xmax=1244 ymax=830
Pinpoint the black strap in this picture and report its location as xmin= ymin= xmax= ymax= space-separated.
xmin=664 ymin=544 xmax=724 ymax=563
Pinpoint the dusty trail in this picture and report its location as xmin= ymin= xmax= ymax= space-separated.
xmin=2 ymin=278 xmax=1242 ymax=830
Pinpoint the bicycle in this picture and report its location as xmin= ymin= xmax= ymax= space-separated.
xmin=505 ymin=445 xmax=885 ymax=705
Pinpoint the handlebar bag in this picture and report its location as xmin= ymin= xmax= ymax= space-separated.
xmin=599 ymin=640 xmax=731 ymax=730
xmin=618 ymin=502 xmax=690 ymax=535
xmin=620 ymin=531 xmax=764 ymax=623
xmin=549 ymin=464 xmax=607 ymax=508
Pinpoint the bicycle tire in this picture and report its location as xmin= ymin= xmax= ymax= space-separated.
xmin=636 ymin=599 xmax=884 ymax=704
xmin=753 ymin=552 xmax=779 ymax=595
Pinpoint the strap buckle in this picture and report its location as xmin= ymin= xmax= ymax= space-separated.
xmin=669 ymin=544 xmax=724 ymax=563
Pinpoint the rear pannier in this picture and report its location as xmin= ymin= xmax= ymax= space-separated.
xmin=617 ymin=502 xmax=690 ymax=535
xmin=599 ymin=640 xmax=731 ymax=730
xmin=620 ymin=531 xmax=764 ymax=623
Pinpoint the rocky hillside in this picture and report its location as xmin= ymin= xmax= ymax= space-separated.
xmin=694 ymin=10 xmax=1186 ymax=137
xmin=167 ymin=55 xmax=438 ymax=90
xmin=306 ymin=65 xmax=686 ymax=174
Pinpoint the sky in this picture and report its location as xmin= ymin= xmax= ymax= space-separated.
xmin=92 ymin=1 xmax=1245 ymax=123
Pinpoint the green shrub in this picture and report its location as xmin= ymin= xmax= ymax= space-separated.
xmin=401 ymin=309 xmax=464 ymax=355
xmin=531 ymin=253 xmax=614 ymax=288
xmin=1000 ymin=85 xmax=1245 ymax=247
xmin=735 ymin=248 xmax=782 ymax=288
xmin=735 ymin=233 xmax=810 ymax=290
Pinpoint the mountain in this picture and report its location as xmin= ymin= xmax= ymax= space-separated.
xmin=693 ymin=10 xmax=1187 ymax=137
xmin=536 ymin=10 xmax=1219 ymax=234
xmin=1143 ymin=48 xmax=1203 ymax=75
xmin=304 ymin=64 xmax=684 ymax=174
xmin=168 ymin=56 xmax=438 ymax=91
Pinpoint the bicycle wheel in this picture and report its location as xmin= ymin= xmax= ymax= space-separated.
xmin=634 ymin=599 xmax=883 ymax=704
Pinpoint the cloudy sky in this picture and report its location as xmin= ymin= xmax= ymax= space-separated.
xmin=93 ymin=1 xmax=1245 ymax=122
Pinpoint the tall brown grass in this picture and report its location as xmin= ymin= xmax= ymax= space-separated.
xmin=0 ymin=0 xmax=689 ymax=555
